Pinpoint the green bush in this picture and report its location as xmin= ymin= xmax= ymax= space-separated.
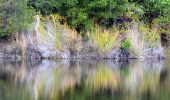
xmin=28 ymin=0 xmax=128 ymax=35
xmin=121 ymin=39 xmax=131 ymax=49
xmin=0 ymin=0 xmax=35 ymax=38
xmin=28 ymin=0 xmax=170 ymax=37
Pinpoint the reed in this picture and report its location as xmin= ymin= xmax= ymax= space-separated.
xmin=43 ymin=14 xmax=80 ymax=49
xmin=88 ymin=26 xmax=119 ymax=52
xmin=127 ymin=22 xmax=162 ymax=56
xmin=20 ymin=34 xmax=27 ymax=59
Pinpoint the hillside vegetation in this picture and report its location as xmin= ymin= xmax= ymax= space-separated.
xmin=0 ymin=0 xmax=170 ymax=58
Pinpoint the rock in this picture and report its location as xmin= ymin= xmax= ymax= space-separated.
xmin=0 ymin=47 xmax=166 ymax=59
xmin=0 ymin=46 xmax=42 ymax=60
xmin=26 ymin=47 xmax=42 ymax=59
xmin=106 ymin=48 xmax=130 ymax=59
xmin=0 ymin=37 xmax=166 ymax=59
xmin=107 ymin=49 xmax=121 ymax=59
xmin=142 ymin=48 xmax=165 ymax=59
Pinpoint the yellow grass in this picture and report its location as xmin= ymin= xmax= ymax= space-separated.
xmin=20 ymin=34 xmax=27 ymax=59
xmin=88 ymin=26 xmax=119 ymax=52
xmin=35 ymin=14 xmax=82 ymax=52
xmin=127 ymin=22 xmax=162 ymax=56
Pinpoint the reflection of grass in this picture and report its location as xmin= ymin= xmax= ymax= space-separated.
xmin=154 ymin=88 xmax=170 ymax=100
xmin=125 ymin=68 xmax=162 ymax=100
xmin=0 ymin=80 xmax=31 ymax=100
xmin=35 ymin=64 xmax=119 ymax=99
xmin=140 ymin=72 xmax=159 ymax=95
xmin=57 ymin=67 xmax=120 ymax=100
xmin=130 ymin=71 xmax=169 ymax=100
xmin=37 ymin=67 xmax=61 ymax=100
xmin=86 ymin=67 xmax=118 ymax=92
xmin=37 ymin=66 xmax=81 ymax=100
xmin=120 ymin=67 xmax=129 ymax=78
xmin=59 ymin=86 xmax=120 ymax=100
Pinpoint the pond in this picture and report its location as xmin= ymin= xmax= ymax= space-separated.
xmin=0 ymin=59 xmax=170 ymax=100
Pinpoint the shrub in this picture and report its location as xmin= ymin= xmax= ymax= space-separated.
xmin=0 ymin=0 xmax=35 ymax=38
xmin=121 ymin=39 xmax=131 ymax=49
xmin=28 ymin=0 xmax=128 ymax=34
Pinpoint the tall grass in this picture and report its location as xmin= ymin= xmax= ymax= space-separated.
xmin=127 ymin=22 xmax=162 ymax=56
xmin=88 ymin=26 xmax=119 ymax=52
xmin=126 ymin=22 xmax=145 ymax=56
xmin=27 ymin=14 xmax=82 ymax=58
xmin=20 ymin=34 xmax=27 ymax=59
xmin=24 ymin=15 xmax=163 ymax=58
xmin=48 ymin=14 xmax=81 ymax=50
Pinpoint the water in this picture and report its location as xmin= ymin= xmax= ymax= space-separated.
xmin=0 ymin=59 xmax=170 ymax=100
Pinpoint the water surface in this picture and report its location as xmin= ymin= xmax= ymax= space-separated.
xmin=0 ymin=59 xmax=170 ymax=100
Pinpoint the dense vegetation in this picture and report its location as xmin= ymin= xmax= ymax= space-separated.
xmin=0 ymin=0 xmax=170 ymax=39
xmin=29 ymin=0 xmax=170 ymax=34
xmin=0 ymin=0 xmax=35 ymax=38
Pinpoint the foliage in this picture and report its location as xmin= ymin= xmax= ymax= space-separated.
xmin=28 ymin=0 xmax=170 ymax=39
xmin=0 ymin=0 xmax=35 ymax=38
xmin=121 ymin=39 xmax=131 ymax=49
xmin=28 ymin=0 xmax=128 ymax=35
xmin=1 ymin=0 xmax=170 ymax=54
xmin=139 ymin=23 xmax=161 ymax=48
xmin=136 ymin=0 xmax=170 ymax=23
xmin=127 ymin=22 xmax=161 ymax=56
xmin=1 ymin=0 xmax=170 ymax=39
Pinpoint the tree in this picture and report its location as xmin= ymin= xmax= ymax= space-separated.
xmin=0 ymin=0 xmax=35 ymax=38
xmin=28 ymin=0 xmax=170 ymax=37
xmin=29 ymin=0 xmax=129 ymax=36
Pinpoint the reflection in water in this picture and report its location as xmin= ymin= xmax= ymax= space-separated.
xmin=0 ymin=59 xmax=170 ymax=100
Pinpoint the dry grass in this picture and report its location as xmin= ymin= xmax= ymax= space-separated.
xmin=88 ymin=26 xmax=120 ymax=52
xmin=127 ymin=22 xmax=162 ymax=56
xmin=126 ymin=22 xmax=145 ymax=56
xmin=20 ymin=34 xmax=27 ymax=59
xmin=23 ymin=15 xmax=163 ymax=58
xmin=36 ymin=14 xmax=78 ymax=49
xmin=30 ymin=14 xmax=82 ymax=57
